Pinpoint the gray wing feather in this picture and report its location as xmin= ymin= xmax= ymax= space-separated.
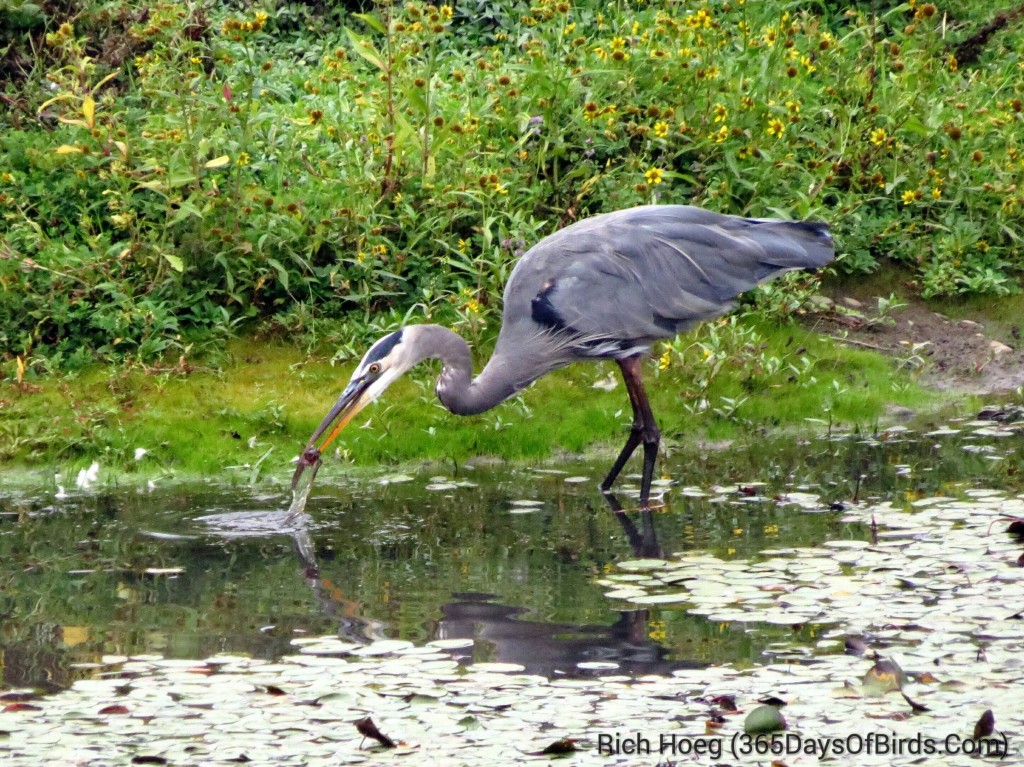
xmin=500 ymin=205 xmax=833 ymax=356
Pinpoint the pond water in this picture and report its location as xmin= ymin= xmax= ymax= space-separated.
xmin=2 ymin=419 xmax=1021 ymax=685
xmin=2 ymin=417 xmax=1023 ymax=765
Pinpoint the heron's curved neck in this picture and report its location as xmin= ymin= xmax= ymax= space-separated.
xmin=412 ymin=325 xmax=520 ymax=416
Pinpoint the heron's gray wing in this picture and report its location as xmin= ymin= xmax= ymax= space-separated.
xmin=505 ymin=205 xmax=833 ymax=352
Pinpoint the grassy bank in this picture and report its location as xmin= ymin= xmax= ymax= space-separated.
xmin=2 ymin=309 xmax=952 ymax=485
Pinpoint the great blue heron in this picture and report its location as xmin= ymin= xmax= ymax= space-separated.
xmin=298 ymin=204 xmax=834 ymax=506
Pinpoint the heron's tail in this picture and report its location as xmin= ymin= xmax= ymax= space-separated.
xmin=745 ymin=218 xmax=834 ymax=270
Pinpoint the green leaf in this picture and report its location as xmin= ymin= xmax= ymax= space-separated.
xmin=353 ymin=12 xmax=386 ymax=35
xmin=393 ymin=110 xmax=422 ymax=153
xmin=902 ymin=115 xmax=928 ymax=137
xmin=744 ymin=704 xmax=787 ymax=734
xmin=344 ymin=27 xmax=386 ymax=71
xmin=168 ymin=201 xmax=202 ymax=226
xmin=402 ymin=82 xmax=428 ymax=114
xmin=266 ymin=258 xmax=290 ymax=291
xmin=163 ymin=253 xmax=184 ymax=273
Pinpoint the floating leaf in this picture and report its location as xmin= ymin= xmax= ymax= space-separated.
xmin=616 ymin=559 xmax=669 ymax=572
xmin=540 ymin=738 xmax=578 ymax=755
xmin=901 ymin=691 xmax=929 ymax=712
xmin=844 ymin=636 xmax=869 ymax=656
xmin=3 ymin=703 xmax=42 ymax=712
xmin=974 ymin=709 xmax=995 ymax=740
xmin=743 ymin=704 xmax=786 ymax=734
xmin=627 ymin=592 xmax=689 ymax=605
xmin=426 ymin=638 xmax=474 ymax=650
xmin=352 ymin=640 xmax=414 ymax=656
xmin=354 ymin=716 xmax=396 ymax=748
xmin=863 ymin=658 xmax=907 ymax=695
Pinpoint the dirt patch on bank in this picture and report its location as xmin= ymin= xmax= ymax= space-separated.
xmin=812 ymin=292 xmax=1024 ymax=396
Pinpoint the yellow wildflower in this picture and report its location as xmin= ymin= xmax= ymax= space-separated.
xmin=869 ymin=128 xmax=887 ymax=145
xmin=653 ymin=121 xmax=669 ymax=138
xmin=766 ymin=118 xmax=785 ymax=137
xmin=644 ymin=167 xmax=664 ymax=185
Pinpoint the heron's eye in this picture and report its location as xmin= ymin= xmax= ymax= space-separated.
xmin=368 ymin=362 xmax=382 ymax=375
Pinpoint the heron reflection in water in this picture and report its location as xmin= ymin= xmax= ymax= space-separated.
xmin=296 ymin=204 xmax=833 ymax=507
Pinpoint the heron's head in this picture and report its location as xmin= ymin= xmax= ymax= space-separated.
xmin=304 ymin=329 xmax=415 ymax=455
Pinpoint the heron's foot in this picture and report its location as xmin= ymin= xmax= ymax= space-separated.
xmin=636 ymin=500 xmax=667 ymax=513
xmin=604 ymin=492 xmax=667 ymax=514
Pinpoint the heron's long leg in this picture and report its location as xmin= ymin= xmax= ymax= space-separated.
xmin=600 ymin=354 xmax=661 ymax=506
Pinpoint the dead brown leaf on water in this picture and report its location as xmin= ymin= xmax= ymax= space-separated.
xmin=539 ymin=738 xmax=579 ymax=755
xmin=974 ymin=709 xmax=995 ymax=740
xmin=355 ymin=715 xmax=397 ymax=748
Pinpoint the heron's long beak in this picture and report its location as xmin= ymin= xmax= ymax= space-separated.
xmin=305 ymin=376 xmax=375 ymax=454
xmin=305 ymin=365 xmax=404 ymax=455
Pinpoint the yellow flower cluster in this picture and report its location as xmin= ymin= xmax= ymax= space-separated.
xmin=45 ymin=22 xmax=75 ymax=48
xmin=658 ymin=348 xmax=672 ymax=371
xmin=685 ymin=8 xmax=713 ymax=29
xmin=222 ymin=11 xmax=269 ymax=36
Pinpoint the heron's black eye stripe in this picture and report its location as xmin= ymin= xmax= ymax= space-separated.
xmin=364 ymin=329 xmax=403 ymax=364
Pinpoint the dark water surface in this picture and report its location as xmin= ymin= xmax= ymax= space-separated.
xmin=2 ymin=421 xmax=1022 ymax=690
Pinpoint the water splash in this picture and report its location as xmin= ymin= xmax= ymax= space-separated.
xmin=286 ymin=449 xmax=322 ymax=521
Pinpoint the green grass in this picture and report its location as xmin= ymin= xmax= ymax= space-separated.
xmin=1 ymin=314 xmax=954 ymax=485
